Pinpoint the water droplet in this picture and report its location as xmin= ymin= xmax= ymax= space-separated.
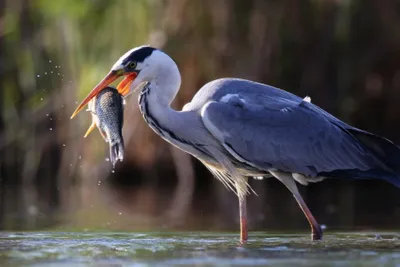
xmin=46 ymin=114 xmax=49 ymax=117
xmin=36 ymin=74 xmax=40 ymax=78
xmin=57 ymin=73 xmax=60 ymax=75
xmin=105 ymin=158 xmax=110 ymax=162
xmin=78 ymin=156 xmax=82 ymax=160
xmin=49 ymin=60 xmax=52 ymax=63
xmin=111 ymin=170 xmax=115 ymax=173
xmin=69 ymin=164 xmax=72 ymax=167
xmin=62 ymin=144 xmax=66 ymax=147
xmin=118 ymin=212 xmax=122 ymax=215
xmin=40 ymin=98 xmax=43 ymax=101
xmin=55 ymin=66 xmax=58 ymax=68
xmin=75 ymin=101 xmax=78 ymax=104
xmin=44 ymin=72 xmax=47 ymax=75
xmin=50 ymin=71 xmax=53 ymax=74
xmin=50 ymin=118 xmax=53 ymax=120
xmin=49 ymin=128 xmax=53 ymax=131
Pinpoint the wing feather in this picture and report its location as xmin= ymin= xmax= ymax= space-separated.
xmin=200 ymin=93 xmax=381 ymax=177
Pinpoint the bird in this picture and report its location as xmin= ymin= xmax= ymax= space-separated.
xmin=71 ymin=45 xmax=400 ymax=243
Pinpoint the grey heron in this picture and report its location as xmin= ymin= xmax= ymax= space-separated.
xmin=71 ymin=46 xmax=400 ymax=242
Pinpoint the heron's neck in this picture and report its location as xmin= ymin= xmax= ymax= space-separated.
xmin=137 ymin=63 xmax=217 ymax=162
xmin=138 ymin=64 xmax=187 ymax=141
xmin=151 ymin=60 xmax=182 ymax=107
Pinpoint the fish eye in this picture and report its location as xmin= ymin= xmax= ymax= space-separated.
xmin=128 ymin=61 xmax=137 ymax=69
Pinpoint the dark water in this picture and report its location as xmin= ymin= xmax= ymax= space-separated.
xmin=0 ymin=231 xmax=400 ymax=266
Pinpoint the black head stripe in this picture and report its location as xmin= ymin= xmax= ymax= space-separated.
xmin=122 ymin=46 xmax=156 ymax=65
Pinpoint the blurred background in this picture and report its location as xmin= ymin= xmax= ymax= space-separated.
xmin=1 ymin=0 xmax=400 ymax=234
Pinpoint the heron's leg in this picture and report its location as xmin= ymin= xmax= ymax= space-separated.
xmin=292 ymin=191 xmax=322 ymax=240
xmin=269 ymin=171 xmax=322 ymax=241
xmin=239 ymin=193 xmax=248 ymax=242
xmin=235 ymin=177 xmax=249 ymax=243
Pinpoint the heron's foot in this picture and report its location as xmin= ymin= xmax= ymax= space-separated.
xmin=239 ymin=237 xmax=248 ymax=245
xmin=311 ymin=225 xmax=323 ymax=241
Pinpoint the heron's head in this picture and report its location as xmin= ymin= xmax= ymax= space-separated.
xmin=71 ymin=45 xmax=175 ymax=119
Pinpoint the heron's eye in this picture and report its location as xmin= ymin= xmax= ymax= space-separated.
xmin=128 ymin=61 xmax=137 ymax=69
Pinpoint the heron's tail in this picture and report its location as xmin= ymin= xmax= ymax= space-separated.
xmin=324 ymin=169 xmax=400 ymax=187
xmin=349 ymin=129 xmax=400 ymax=170
xmin=344 ymin=128 xmax=400 ymax=187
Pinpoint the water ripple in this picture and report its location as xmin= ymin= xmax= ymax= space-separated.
xmin=0 ymin=231 xmax=400 ymax=266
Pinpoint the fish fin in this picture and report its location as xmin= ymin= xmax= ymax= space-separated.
xmin=84 ymin=122 xmax=96 ymax=138
xmin=99 ymin=129 xmax=109 ymax=142
xmin=109 ymin=140 xmax=125 ymax=167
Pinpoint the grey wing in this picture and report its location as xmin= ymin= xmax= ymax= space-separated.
xmin=200 ymin=93 xmax=380 ymax=177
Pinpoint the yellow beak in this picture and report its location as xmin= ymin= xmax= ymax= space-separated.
xmin=70 ymin=69 xmax=137 ymax=119
xmin=70 ymin=70 xmax=121 ymax=119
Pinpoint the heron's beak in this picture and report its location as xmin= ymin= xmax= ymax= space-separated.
xmin=117 ymin=73 xmax=137 ymax=96
xmin=71 ymin=70 xmax=123 ymax=119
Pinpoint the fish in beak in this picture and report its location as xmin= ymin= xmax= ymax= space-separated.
xmin=70 ymin=70 xmax=137 ymax=119
xmin=85 ymin=86 xmax=126 ymax=167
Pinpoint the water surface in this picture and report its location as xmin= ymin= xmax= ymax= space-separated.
xmin=1 ymin=231 xmax=400 ymax=266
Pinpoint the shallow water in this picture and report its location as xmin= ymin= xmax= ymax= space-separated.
xmin=0 ymin=231 xmax=400 ymax=266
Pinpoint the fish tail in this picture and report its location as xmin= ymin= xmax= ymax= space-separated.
xmin=110 ymin=138 xmax=125 ymax=167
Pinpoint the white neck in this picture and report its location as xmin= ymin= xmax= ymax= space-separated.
xmin=140 ymin=52 xmax=182 ymax=121
xmin=135 ymin=51 xmax=220 ymax=164
xmin=137 ymin=53 xmax=186 ymax=140
xmin=136 ymin=51 xmax=181 ymax=108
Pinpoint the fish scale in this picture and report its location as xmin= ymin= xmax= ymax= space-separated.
xmin=86 ymin=87 xmax=125 ymax=167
